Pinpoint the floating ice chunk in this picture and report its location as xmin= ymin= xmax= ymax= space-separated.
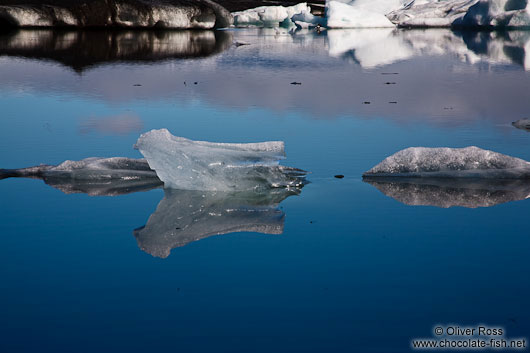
xmin=364 ymin=177 xmax=530 ymax=208
xmin=513 ymin=118 xmax=530 ymax=131
xmin=134 ymin=129 xmax=307 ymax=191
xmin=326 ymin=0 xmax=408 ymax=28
xmin=232 ymin=3 xmax=311 ymax=27
xmin=0 ymin=157 xmax=162 ymax=196
xmin=134 ymin=188 xmax=299 ymax=257
xmin=363 ymin=146 xmax=530 ymax=178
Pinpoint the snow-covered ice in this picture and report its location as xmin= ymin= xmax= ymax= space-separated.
xmin=232 ymin=3 xmax=313 ymax=27
xmin=363 ymin=146 xmax=530 ymax=178
xmin=134 ymin=129 xmax=307 ymax=191
xmin=326 ymin=0 xmax=408 ymax=28
xmin=387 ymin=0 xmax=530 ymax=28
xmin=0 ymin=157 xmax=162 ymax=196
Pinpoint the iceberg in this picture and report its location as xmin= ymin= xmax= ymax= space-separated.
xmin=134 ymin=188 xmax=299 ymax=258
xmin=364 ymin=177 xmax=530 ymax=208
xmin=513 ymin=118 xmax=530 ymax=131
xmin=134 ymin=129 xmax=307 ymax=191
xmin=387 ymin=0 xmax=530 ymax=28
xmin=363 ymin=146 xmax=530 ymax=178
xmin=0 ymin=157 xmax=162 ymax=196
xmin=232 ymin=3 xmax=313 ymax=27
xmin=326 ymin=0 xmax=408 ymax=28
xmin=0 ymin=0 xmax=232 ymax=29
xmin=386 ymin=0 xmax=478 ymax=27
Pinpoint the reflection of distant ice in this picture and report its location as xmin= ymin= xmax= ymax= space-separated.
xmin=327 ymin=28 xmax=530 ymax=70
xmin=327 ymin=29 xmax=414 ymax=68
xmin=79 ymin=113 xmax=143 ymax=136
xmin=134 ymin=188 xmax=301 ymax=258
xmin=364 ymin=177 xmax=530 ymax=208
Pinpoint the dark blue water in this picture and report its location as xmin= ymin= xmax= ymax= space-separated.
xmin=1 ymin=28 xmax=530 ymax=352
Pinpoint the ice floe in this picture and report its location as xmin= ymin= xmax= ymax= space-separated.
xmin=0 ymin=157 xmax=162 ymax=196
xmin=363 ymin=146 xmax=530 ymax=178
xmin=135 ymin=129 xmax=307 ymax=191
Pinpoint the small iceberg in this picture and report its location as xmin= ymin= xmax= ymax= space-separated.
xmin=513 ymin=118 xmax=530 ymax=131
xmin=135 ymin=129 xmax=307 ymax=191
xmin=0 ymin=157 xmax=162 ymax=196
xmin=134 ymin=188 xmax=299 ymax=258
xmin=363 ymin=146 xmax=530 ymax=178
xmin=364 ymin=177 xmax=530 ymax=208
xmin=232 ymin=3 xmax=315 ymax=27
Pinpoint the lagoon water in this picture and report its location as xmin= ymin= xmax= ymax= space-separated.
xmin=1 ymin=27 xmax=530 ymax=352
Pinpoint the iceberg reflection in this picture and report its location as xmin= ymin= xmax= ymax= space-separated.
xmin=0 ymin=29 xmax=232 ymax=71
xmin=364 ymin=177 xmax=530 ymax=208
xmin=328 ymin=28 xmax=530 ymax=70
xmin=134 ymin=188 xmax=300 ymax=258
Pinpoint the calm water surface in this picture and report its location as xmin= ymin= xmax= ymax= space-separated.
xmin=1 ymin=28 xmax=530 ymax=352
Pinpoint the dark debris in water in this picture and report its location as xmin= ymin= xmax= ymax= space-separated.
xmin=290 ymin=82 xmax=302 ymax=85
xmin=334 ymin=174 xmax=344 ymax=179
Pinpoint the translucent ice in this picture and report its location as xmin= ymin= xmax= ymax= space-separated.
xmin=363 ymin=147 xmax=530 ymax=178
xmin=364 ymin=177 xmax=530 ymax=208
xmin=134 ymin=129 xmax=307 ymax=191
xmin=134 ymin=188 xmax=299 ymax=257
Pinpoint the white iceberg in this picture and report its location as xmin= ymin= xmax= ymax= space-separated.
xmin=387 ymin=0 xmax=530 ymax=28
xmin=386 ymin=0 xmax=478 ymax=27
xmin=326 ymin=0 xmax=408 ymax=28
xmin=134 ymin=129 xmax=307 ymax=191
xmin=363 ymin=146 xmax=530 ymax=178
xmin=232 ymin=3 xmax=312 ymax=27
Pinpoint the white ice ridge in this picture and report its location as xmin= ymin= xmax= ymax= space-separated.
xmin=326 ymin=0 xmax=409 ymax=28
xmin=387 ymin=0 xmax=530 ymax=28
xmin=363 ymin=147 xmax=530 ymax=178
xmin=232 ymin=3 xmax=324 ymax=28
xmin=134 ymin=129 xmax=307 ymax=191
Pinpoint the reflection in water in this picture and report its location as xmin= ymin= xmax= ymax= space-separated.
xmin=79 ymin=113 xmax=144 ymax=135
xmin=43 ymin=177 xmax=163 ymax=196
xmin=328 ymin=28 xmax=530 ymax=70
xmin=364 ymin=177 xmax=530 ymax=208
xmin=0 ymin=29 xmax=233 ymax=71
xmin=134 ymin=188 xmax=301 ymax=258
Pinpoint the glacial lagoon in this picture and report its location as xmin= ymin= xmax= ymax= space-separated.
xmin=1 ymin=27 xmax=530 ymax=352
